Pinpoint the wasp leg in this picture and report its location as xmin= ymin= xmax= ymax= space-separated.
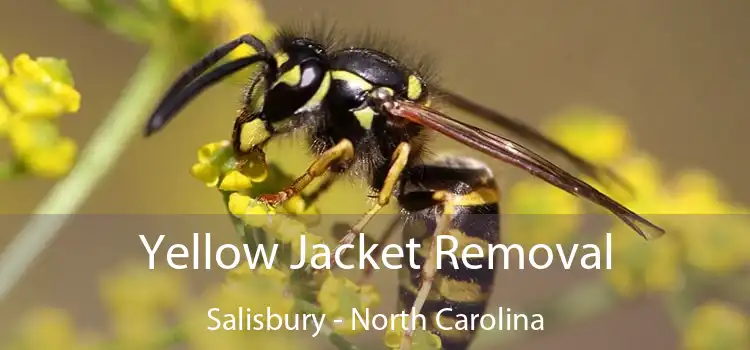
xmin=399 ymin=192 xmax=455 ymax=350
xmin=301 ymin=171 xmax=341 ymax=209
xmin=257 ymin=139 xmax=354 ymax=206
xmin=329 ymin=142 xmax=411 ymax=262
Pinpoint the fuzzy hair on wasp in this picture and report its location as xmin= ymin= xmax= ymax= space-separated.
xmin=144 ymin=23 xmax=665 ymax=350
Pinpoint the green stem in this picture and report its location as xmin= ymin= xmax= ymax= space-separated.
xmin=0 ymin=49 xmax=174 ymax=302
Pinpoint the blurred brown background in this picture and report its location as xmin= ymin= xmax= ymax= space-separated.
xmin=1 ymin=0 xmax=748 ymax=349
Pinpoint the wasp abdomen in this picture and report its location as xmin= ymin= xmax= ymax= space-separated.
xmin=398 ymin=156 xmax=500 ymax=350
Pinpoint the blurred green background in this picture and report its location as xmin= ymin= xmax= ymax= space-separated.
xmin=0 ymin=0 xmax=748 ymax=349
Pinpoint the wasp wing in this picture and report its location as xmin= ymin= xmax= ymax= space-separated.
xmin=435 ymin=88 xmax=633 ymax=195
xmin=384 ymin=98 xmax=665 ymax=240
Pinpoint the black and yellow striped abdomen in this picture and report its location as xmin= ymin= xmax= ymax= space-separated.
xmin=397 ymin=156 xmax=501 ymax=350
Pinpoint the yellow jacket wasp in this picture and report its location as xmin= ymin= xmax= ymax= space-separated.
xmin=144 ymin=24 xmax=665 ymax=350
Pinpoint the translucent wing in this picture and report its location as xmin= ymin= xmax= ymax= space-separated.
xmin=384 ymin=98 xmax=665 ymax=239
xmin=435 ymin=88 xmax=634 ymax=194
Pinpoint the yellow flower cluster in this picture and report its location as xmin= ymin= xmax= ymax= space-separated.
xmin=101 ymin=263 xmax=187 ymax=349
xmin=190 ymin=140 xmax=319 ymax=218
xmin=0 ymin=53 xmax=80 ymax=178
xmin=599 ymin=154 xmax=750 ymax=297
xmin=504 ymin=178 xmax=583 ymax=248
xmin=190 ymin=140 xmax=267 ymax=190
xmin=185 ymin=266 xmax=298 ymax=349
xmin=168 ymin=0 xmax=277 ymax=59
xmin=2 ymin=308 xmax=103 ymax=350
xmin=317 ymin=275 xmax=381 ymax=335
xmin=683 ymin=301 xmax=749 ymax=350
xmin=2 ymin=262 xmax=184 ymax=350
xmin=543 ymin=107 xmax=631 ymax=165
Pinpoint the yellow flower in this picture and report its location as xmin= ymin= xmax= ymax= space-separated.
xmin=0 ymin=53 xmax=8 ymax=84
xmin=0 ymin=53 xmax=81 ymax=180
xmin=17 ymin=308 xmax=77 ymax=350
xmin=169 ymin=0 xmax=228 ymax=22
xmin=599 ymin=153 xmax=671 ymax=214
xmin=237 ymin=148 xmax=269 ymax=181
xmin=4 ymin=54 xmax=80 ymax=118
xmin=184 ymin=266 xmax=298 ymax=350
xmin=190 ymin=162 xmax=220 ymax=185
xmin=23 ymin=136 xmax=77 ymax=178
xmin=225 ymin=191 xmax=319 ymax=247
xmin=654 ymin=170 xmax=750 ymax=272
xmin=100 ymin=264 xmax=187 ymax=349
xmin=267 ymin=214 xmax=308 ymax=244
xmin=280 ymin=194 xmax=322 ymax=226
xmin=283 ymin=195 xmax=310 ymax=215
xmin=383 ymin=314 xmax=442 ymax=350
xmin=318 ymin=275 xmax=381 ymax=335
xmin=668 ymin=170 xmax=734 ymax=214
xmin=7 ymin=118 xmax=78 ymax=177
xmin=111 ymin=309 xmax=166 ymax=350
xmin=0 ymin=98 xmax=11 ymax=135
xmin=544 ymin=107 xmax=631 ymax=164
xmin=190 ymin=140 xmax=230 ymax=187
xmin=227 ymin=192 xmax=276 ymax=227
xmin=224 ymin=268 xmax=295 ymax=315
xmin=190 ymin=140 xmax=267 ymax=190
xmin=168 ymin=0 xmax=276 ymax=62
xmin=101 ymin=263 xmax=186 ymax=316
xmin=197 ymin=140 xmax=228 ymax=163
xmin=219 ymin=169 xmax=253 ymax=191
xmin=683 ymin=301 xmax=749 ymax=350
xmin=603 ymin=225 xmax=682 ymax=298
xmin=215 ymin=0 xmax=277 ymax=60
xmin=5 ymin=307 xmax=104 ymax=350
xmin=504 ymin=179 xmax=583 ymax=248
xmin=678 ymin=214 xmax=750 ymax=273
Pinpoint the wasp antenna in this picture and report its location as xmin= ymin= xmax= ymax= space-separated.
xmin=145 ymin=56 xmax=272 ymax=136
xmin=144 ymin=35 xmax=274 ymax=136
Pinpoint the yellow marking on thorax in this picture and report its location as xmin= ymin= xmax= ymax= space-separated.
xmin=274 ymin=65 xmax=301 ymax=87
xmin=331 ymin=70 xmax=373 ymax=90
xmin=239 ymin=119 xmax=270 ymax=151
xmin=407 ymin=75 xmax=423 ymax=100
xmin=354 ymin=107 xmax=376 ymax=129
